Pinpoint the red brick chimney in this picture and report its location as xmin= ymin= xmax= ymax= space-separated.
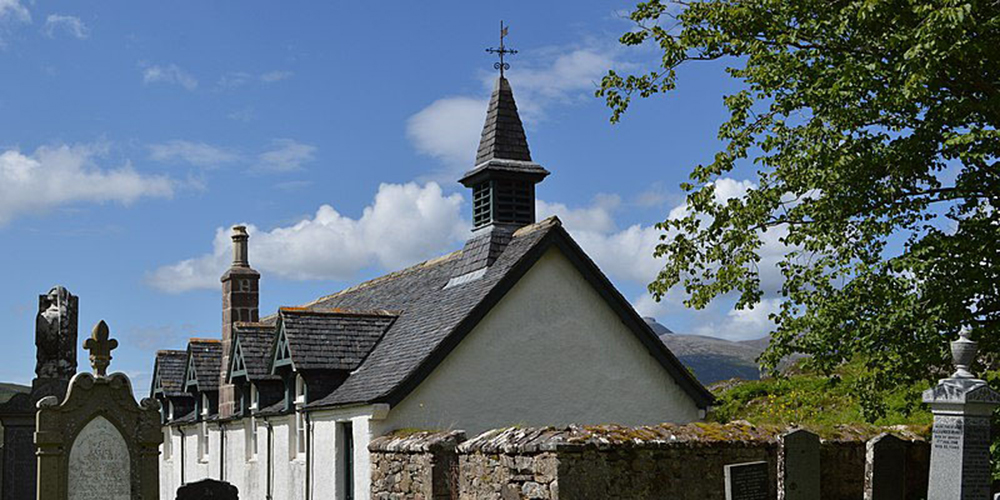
xmin=218 ymin=225 xmax=259 ymax=418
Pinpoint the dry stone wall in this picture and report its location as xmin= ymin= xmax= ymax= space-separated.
xmin=369 ymin=423 xmax=930 ymax=500
xmin=369 ymin=430 xmax=465 ymax=500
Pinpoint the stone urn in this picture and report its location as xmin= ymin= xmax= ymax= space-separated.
xmin=950 ymin=327 xmax=977 ymax=379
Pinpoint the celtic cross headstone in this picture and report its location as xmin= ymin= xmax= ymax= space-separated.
xmin=35 ymin=321 xmax=162 ymax=500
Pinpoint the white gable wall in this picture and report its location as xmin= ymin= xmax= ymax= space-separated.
xmin=381 ymin=246 xmax=701 ymax=436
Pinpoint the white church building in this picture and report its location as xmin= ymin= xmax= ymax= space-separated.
xmin=149 ymin=75 xmax=714 ymax=500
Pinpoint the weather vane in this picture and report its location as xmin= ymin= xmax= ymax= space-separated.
xmin=486 ymin=20 xmax=517 ymax=77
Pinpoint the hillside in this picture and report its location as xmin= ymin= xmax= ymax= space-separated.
xmin=645 ymin=317 xmax=765 ymax=384
xmin=0 ymin=382 xmax=29 ymax=405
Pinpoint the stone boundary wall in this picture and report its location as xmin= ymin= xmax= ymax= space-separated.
xmin=368 ymin=423 xmax=929 ymax=500
xmin=369 ymin=430 xmax=465 ymax=500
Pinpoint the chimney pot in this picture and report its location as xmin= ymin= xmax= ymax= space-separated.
xmin=231 ymin=225 xmax=250 ymax=268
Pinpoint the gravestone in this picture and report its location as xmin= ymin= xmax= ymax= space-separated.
xmin=923 ymin=328 xmax=1000 ymax=500
xmin=778 ymin=429 xmax=820 ymax=500
xmin=0 ymin=286 xmax=78 ymax=500
xmin=864 ymin=433 xmax=906 ymax=500
xmin=176 ymin=479 xmax=239 ymax=500
xmin=724 ymin=461 xmax=769 ymax=500
xmin=35 ymin=321 xmax=162 ymax=500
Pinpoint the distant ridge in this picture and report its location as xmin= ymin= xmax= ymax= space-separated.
xmin=644 ymin=318 xmax=766 ymax=385
xmin=0 ymin=382 xmax=30 ymax=405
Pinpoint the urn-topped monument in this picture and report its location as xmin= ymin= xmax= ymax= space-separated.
xmin=35 ymin=321 xmax=162 ymax=500
xmin=923 ymin=327 xmax=1000 ymax=500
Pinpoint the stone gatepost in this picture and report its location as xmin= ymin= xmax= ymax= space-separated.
xmin=923 ymin=328 xmax=1000 ymax=500
xmin=35 ymin=321 xmax=162 ymax=500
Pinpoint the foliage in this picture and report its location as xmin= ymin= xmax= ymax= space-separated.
xmin=600 ymin=0 xmax=1000 ymax=419
xmin=708 ymin=359 xmax=933 ymax=435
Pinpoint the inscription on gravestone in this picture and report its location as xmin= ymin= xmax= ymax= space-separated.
xmin=724 ymin=461 xmax=768 ymax=500
xmin=67 ymin=416 xmax=130 ymax=500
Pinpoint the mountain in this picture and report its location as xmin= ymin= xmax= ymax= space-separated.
xmin=0 ymin=382 xmax=30 ymax=405
xmin=644 ymin=318 xmax=766 ymax=385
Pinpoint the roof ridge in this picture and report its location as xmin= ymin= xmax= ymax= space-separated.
xmin=279 ymin=307 xmax=399 ymax=317
xmin=189 ymin=338 xmax=221 ymax=344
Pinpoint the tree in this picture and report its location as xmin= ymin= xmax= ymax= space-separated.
xmin=600 ymin=0 xmax=1000 ymax=419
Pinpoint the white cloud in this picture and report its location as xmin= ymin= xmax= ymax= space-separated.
xmin=218 ymin=70 xmax=293 ymax=88
xmin=0 ymin=143 xmax=174 ymax=225
xmin=406 ymin=96 xmax=486 ymax=169
xmin=148 ymin=140 xmax=239 ymax=169
xmin=406 ymin=44 xmax=630 ymax=171
xmin=42 ymin=14 xmax=88 ymax=39
xmin=256 ymin=139 xmax=316 ymax=172
xmin=692 ymin=298 xmax=782 ymax=340
xmin=147 ymin=182 xmax=467 ymax=292
xmin=142 ymin=63 xmax=198 ymax=91
xmin=0 ymin=0 xmax=29 ymax=23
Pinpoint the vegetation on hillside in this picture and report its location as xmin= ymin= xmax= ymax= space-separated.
xmin=707 ymin=360 xmax=933 ymax=436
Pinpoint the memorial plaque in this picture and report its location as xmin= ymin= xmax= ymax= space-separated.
xmin=725 ymin=461 xmax=769 ymax=500
xmin=68 ymin=416 xmax=130 ymax=500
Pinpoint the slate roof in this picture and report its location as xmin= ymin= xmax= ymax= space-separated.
xmin=274 ymin=308 xmax=397 ymax=372
xmin=230 ymin=323 xmax=281 ymax=382
xmin=153 ymin=350 xmax=188 ymax=398
xmin=187 ymin=339 xmax=223 ymax=392
xmin=475 ymin=76 xmax=533 ymax=165
xmin=304 ymin=217 xmax=714 ymax=410
xmin=461 ymin=77 xmax=549 ymax=187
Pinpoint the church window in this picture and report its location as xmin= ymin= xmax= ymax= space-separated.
xmin=296 ymin=411 xmax=307 ymax=456
xmin=472 ymin=182 xmax=492 ymax=228
xmin=250 ymin=384 xmax=259 ymax=411
xmin=295 ymin=374 xmax=306 ymax=404
xmin=199 ymin=421 xmax=210 ymax=462
xmin=163 ymin=428 xmax=172 ymax=461
xmin=245 ymin=418 xmax=257 ymax=461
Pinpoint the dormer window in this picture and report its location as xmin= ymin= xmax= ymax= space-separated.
xmin=201 ymin=393 xmax=210 ymax=418
xmin=250 ymin=384 xmax=259 ymax=412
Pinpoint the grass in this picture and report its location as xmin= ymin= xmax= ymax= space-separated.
xmin=706 ymin=359 xmax=933 ymax=438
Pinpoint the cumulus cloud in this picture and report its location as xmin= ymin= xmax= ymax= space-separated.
xmin=0 ymin=143 xmax=174 ymax=225
xmin=406 ymin=44 xmax=630 ymax=172
xmin=540 ymin=178 xmax=793 ymax=339
xmin=142 ymin=63 xmax=198 ymax=91
xmin=148 ymin=140 xmax=240 ymax=169
xmin=147 ymin=182 xmax=467 ymax=292
xmin=42 ymin=14 xmax=88 ymax=39
xmin=255 ymin=139 xmax=316 ymax=172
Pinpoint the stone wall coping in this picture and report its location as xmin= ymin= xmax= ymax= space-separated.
xmin=368 ymin=429 xmax=467 ymax=453
xmin=455 ymin=422 xmax=928 ymax=455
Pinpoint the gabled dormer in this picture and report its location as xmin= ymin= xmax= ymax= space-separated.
xmin=150 ymin=349 xmax=194 ymax=424
xmin=183 ymin=339 xmax=222 ymax=421
xmin=226 ymin=322 xmax=284 ymax=417
xmin=267 ymin=308 xmax=397 ymax=411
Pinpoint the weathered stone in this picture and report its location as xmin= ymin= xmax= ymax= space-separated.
xmin=175 ymin=478 xmax=239 ymax=500
xmin=36 ymin=322 xmax=161 ymax=500
xmin=778 ymin=429 xmax=820 ymax=500
xmin=864 ymin=433 xmax=905 ymax=500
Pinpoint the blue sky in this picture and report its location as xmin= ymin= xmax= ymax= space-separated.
xmin=0 ymin=1 xmax=781 ymax=390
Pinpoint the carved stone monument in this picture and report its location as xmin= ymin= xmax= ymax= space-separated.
xmin=35 ymin=321 xmax=162 ymax=500
xmin=923 ymin=328 xmax=1000 ymax=500
xmin=0 ymin=287 xmax=78 ymax=500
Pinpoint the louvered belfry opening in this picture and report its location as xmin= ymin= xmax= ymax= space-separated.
xmin=460 ymin=76 xmax=549 ymax=231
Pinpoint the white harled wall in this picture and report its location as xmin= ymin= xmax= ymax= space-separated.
xmin=380 ymin=246 xmax=701 ymax=435
xmin=158 ymin=245 xmax=702 ymax=500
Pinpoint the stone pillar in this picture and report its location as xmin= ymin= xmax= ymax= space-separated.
xmin=923 ymin=328 xmax=1000 ymax=500
xmin=218 ymin=226 xmax=259 ymax=419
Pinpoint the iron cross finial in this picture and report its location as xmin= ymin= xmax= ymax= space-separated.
xmin=486 ymin=20 xmax=518 ymax=77
xmin=83 ymin=320 xmax=118 ymax=377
